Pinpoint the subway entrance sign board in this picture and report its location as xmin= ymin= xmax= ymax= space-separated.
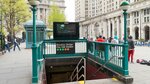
xmin=56 ymin=42 xmax=75 ymax=54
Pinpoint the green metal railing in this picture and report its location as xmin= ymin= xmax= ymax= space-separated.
xmin=32 ymin=39 xmax=87 ymax=84
xmin=32 ymin=39 xmax=129 ymax=84
xmin=32 ymin=41 xmax=44 ymax=84
xmin=43 ymin=39 xmax=87 ymax=58
xmin=88 ymin=41 xmax=128 ymax=76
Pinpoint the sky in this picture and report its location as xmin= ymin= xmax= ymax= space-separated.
xmin=64 ymin=0 xmax=75 ymax=22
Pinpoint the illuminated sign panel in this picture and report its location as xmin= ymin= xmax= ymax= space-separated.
xmin=56 ymin=42 xmax=75 ymax=54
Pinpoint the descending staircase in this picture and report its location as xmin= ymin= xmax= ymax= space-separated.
xmin=86 ymin=62 xmax=110 ymax=80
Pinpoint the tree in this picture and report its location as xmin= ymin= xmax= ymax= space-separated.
xmin=0 ymin=0 xmax=31 ymax=36
xmin=47 ymin=3 xmax=66 ymax=38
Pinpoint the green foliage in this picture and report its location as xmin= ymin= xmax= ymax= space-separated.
xmin=0 ymin=0 xmax=31 ymax=36
xmin=48 ymin=4 xmax=66 ymax=29
xmin=47 ymin=1 xmax=66 ymax=38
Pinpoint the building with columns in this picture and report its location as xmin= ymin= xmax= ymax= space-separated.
xmin=78 ymin=0 xmax=150 ymax=41
xmin=29 ymin=0 xmax=65 ymax=25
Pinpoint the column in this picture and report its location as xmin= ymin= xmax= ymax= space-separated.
xmin=103 ymin=20 xmax=107 ymax=37
xmin=79 ymin=24 xmax=83 ymax=38
xmin=86 ymin=25 xmax=89 ymax=39
xmin=106 ymin=19 xmax=109 ymax=38
xmin=36 ymin=7 xmax=40 ymax=20
xmin=116 ymin=16 xmax=120 ymax=37
xmin=112 ymin=18 xmax=115 ymax=38
xmin=139 ymin=10 xmax=144 ymax=39
xmin=91 ymin=23 xmax=95 ymax=39
xmin=121 ymin=15 xmax=124 ymax=39
xmin=108 ymin=19 xmax=110 ymax=37
xmin=130 ymin=12 xmax=134 ymax=39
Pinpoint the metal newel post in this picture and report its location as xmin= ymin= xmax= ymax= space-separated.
xmin=123 ymin=9 xmax=129 ymax=75
xmin=32 ymin=5 xmax=38 ymax=83
xmin=124 ymin=10 xmax=128 ymax=44
xmin=120 ymin=1 xmax=129 ymax=75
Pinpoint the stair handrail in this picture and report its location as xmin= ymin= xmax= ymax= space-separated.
xmin=89 ymin=55 xmax=123 ymax=77
xmin=70 ymin=57 xmax=86 ymax=83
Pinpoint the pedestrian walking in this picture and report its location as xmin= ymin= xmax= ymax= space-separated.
xmin=111 ymin=36 xmax=119 ymax=44
xmin=96 ymin=35 xmax=105 ymax=42
xmin=128 ymin=36 xmax=135 ymax=63
xmin=108 ymin=37 xmax=113 ymax=43
xmin=13 ymin=37 xmax=21 ymax=51
xmin=4 ymin=37 xmax=10 ymax=52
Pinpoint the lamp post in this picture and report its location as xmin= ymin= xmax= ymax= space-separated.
xmin=120 ymin=1 xmax=129 ymax=75
xmin=28 ymin=0 xmax=39 ymax=83
xmin=120 ymin=1 xmax=129 ymax=44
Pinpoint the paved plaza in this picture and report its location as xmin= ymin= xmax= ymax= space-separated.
xmin=0 ymin=43 xmax=32 ymax=84
xmin=129 ymin=46 xmax=150 ymax=84
xmin=0 ymin=43 xmax=150 ymax=84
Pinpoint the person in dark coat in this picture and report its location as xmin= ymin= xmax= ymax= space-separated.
xmin=128 ymin=36 xmax=135 ymax=63
xmin=13 ymin=37 xmax=21 ymax=51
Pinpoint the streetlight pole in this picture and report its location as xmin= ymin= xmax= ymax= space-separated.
xmin=32 ymin=5 xmax=38 ymax=83
xmin=120 ymin=1 xmax=129 ymax=76
xmin=123 ymin=10 xmax=128 ymax=44
xmin=28 ymin=0 xmax=39 ymax=83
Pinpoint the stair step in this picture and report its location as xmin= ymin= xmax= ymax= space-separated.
xmin=86 ymin=63 xmax=110 ymax=80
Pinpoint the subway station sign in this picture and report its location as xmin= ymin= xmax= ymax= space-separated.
xmin=56 ymin=42 xmax=75 ymax=54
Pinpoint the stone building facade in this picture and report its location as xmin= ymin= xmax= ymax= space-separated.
xmin=78 ymin=0 xmax=150 ymax=41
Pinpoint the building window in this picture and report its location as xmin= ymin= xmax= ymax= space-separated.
xmin=137 ymin=12 xmax=139 ymax=17
xmin=127 ymin=20 xmax=130 ymax=26
xmin=137 ymin=18 xmax=139 ymax=24
xmin=40 ymin=8 xmax=43 ymax=13
xmin=147 ymin=17 xmax=149 ymax=22
xmin=134 ymin=12 xmax=136 ymax=17
xmin=144 ymin=17 xmax=147 ymax=22
xmin=127 ymin=14 xmax=130 ymax=18
xmin=134 ymin=19 xmax=136 ymax=24
xmin=144 ymin=9 xmax=146 ymax=15
xmin=147 ymin=9 xmax=149 ymax=14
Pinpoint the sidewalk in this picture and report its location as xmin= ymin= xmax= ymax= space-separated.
xmin=129 ymin=46 xmax=150 ymax=84
xmin=0 ymin=43 xmax=32 ymax=84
